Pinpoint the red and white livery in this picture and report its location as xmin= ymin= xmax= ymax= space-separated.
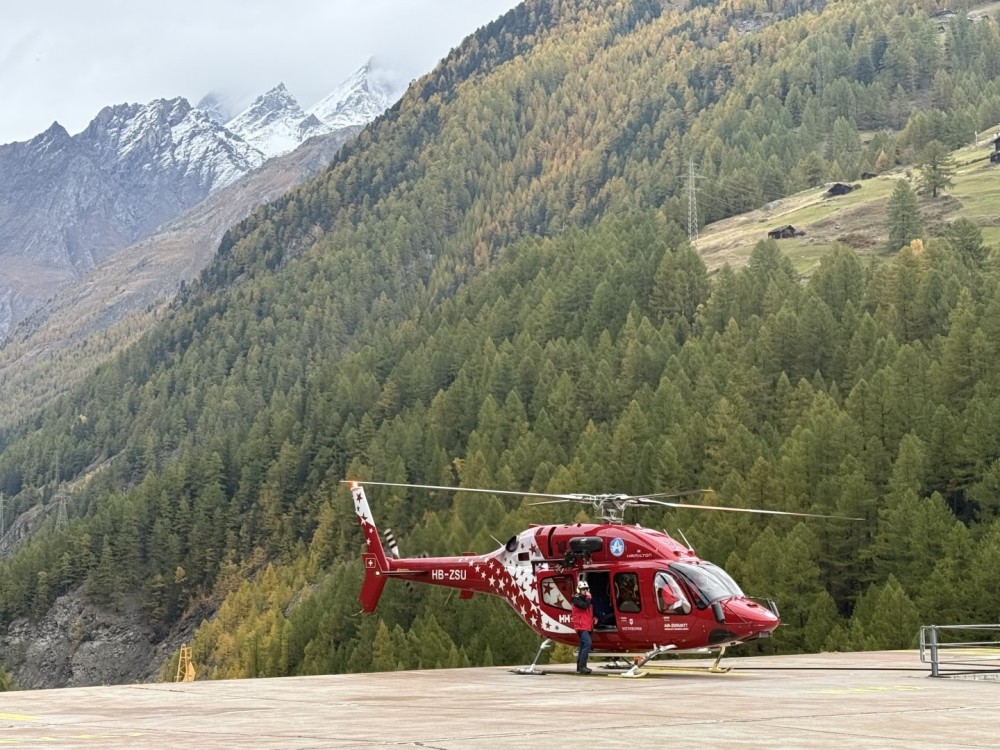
xmin=346 ymin=480 xmax=832 ymax=675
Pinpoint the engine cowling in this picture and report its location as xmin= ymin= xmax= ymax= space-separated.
xmin=569 ymin=536 xmax=603 ymax=554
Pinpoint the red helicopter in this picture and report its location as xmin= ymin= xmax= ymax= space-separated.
xmin=346 ymin=480 xmax=856 ymax=676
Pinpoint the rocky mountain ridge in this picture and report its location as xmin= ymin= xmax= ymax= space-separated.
xmin=0 ymin=61 xmax=402 ymax=341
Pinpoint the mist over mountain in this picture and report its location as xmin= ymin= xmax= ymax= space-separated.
xmin=195 ymin=93 xmax=233 ymax=126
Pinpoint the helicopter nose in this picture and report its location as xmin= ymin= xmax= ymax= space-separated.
xmin=723 ymin=598 xmax=780 ymax=636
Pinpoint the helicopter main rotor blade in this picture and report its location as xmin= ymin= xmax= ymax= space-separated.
xmin=342 ymin=480 xmax=586 ymax=502
xmin=343 ymin=481 xmax=861 ymax=520
xmin=636 ymin=498 xmax=862 ymax=520
xmin=627 ymin=490 xmax=709 ymax=501
xmin=527 ymin=498 xmax=593 ymax=506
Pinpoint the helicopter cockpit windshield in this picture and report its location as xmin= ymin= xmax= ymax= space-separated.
xmin=669 ymin=561 xmax=745 ymax=607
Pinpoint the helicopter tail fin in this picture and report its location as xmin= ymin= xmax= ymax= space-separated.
xmin=349 ymin=482 xmax=389 ymax=612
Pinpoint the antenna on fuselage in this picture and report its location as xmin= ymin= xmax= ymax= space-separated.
xmin=675 ymin=528 xmax=695 ymax=553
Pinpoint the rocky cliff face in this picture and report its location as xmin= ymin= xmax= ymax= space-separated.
xmin=0 ymin=590 xmax=197 ymax=689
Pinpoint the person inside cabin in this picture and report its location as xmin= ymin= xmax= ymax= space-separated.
xmin=615 ymin=573 xmax=641 ymax=613
xmin=655 ymin=571 xmax=690 ymax=615
xmin=571 ymin=579 xmax=595 ymax=674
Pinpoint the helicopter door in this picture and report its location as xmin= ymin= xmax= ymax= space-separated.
xmin=583 ymin=571 xmax=616 ymax=630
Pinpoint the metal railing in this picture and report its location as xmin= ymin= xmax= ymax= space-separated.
xmin=919 ymin=624 xmax=1000 ymax=678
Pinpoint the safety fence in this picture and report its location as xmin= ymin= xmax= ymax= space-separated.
xmin=919 ymin=624 xmax=1000 ymax=678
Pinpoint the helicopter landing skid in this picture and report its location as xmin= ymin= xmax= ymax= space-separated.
xmin=620 ymin=644 xmax=679 ymax=678
xmin=638 ymin=648 xmax=732 ymax=674
xmin=512 ymin=638 xmax=553 ymax=675
xmin=709 ymin=647 xmax=729 ymax=673
xmin=599 ymin=656 xmax=635 ymax=670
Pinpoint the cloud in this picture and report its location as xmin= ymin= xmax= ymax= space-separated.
xmin=0 ymin=0 xmax=520 ymax=144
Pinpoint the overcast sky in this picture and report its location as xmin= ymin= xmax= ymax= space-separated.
xmin=0 ymin=0 xmax=522 ymax=145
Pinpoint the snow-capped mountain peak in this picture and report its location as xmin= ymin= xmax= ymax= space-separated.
xmin=82 ymin=97 xmax=263 ymax=189
xmin=0 ymin=93 xmax=268 ymax=333
xmin=224 ymin=83 xmax=316 ymax=159
xmin=306 ymin=59 xmax=401 ymax=130
xmin=0 ymin=56 xmax=400 ymax=340
xmin=223 ymin=62 xmax=403 ymax=159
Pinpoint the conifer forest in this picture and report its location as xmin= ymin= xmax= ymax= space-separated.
xmin=3 ymin=0 xmax=1000 ymax=682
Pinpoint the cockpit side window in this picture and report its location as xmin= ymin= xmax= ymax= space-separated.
xmin=614 ymin=572 xmax=641 ymax=613
xmin=654 ymin=571 xmax=691 ymax=615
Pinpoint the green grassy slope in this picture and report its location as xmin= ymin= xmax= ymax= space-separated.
xmin=697 ymin=130 xmax=1000 ymax=274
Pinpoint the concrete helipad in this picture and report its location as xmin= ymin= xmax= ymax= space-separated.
xmin=1 ymin=651 xmax=997 ymax=748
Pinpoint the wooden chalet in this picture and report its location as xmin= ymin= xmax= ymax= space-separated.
xmin=826 ymin=182 xmax=856 ymax=197
xmin=767 ymin=225 xmax=804 ymax=240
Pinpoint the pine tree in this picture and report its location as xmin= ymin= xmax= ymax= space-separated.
xmin=915 ymin=522 xmax=973 ymax=624
xmin=847 ymin=576 xmax=920 ymax=650
xmin=370 ymin=620 xmax=400 ymax=672
xmin=802 ymin=589 xmax=842 ymax=652
xmin=886 ymin=180 xmax=923 ymax=252
xmin=86 ymin=538 xmax=123 ymax=612
xmin=915 ymin=140 xmax=956 ymax=198
xmin=946 ymin=218 xmax=988 ymax=270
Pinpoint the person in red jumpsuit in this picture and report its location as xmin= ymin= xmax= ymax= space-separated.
xmin=571 ymin=579 xmax=595 ymax=674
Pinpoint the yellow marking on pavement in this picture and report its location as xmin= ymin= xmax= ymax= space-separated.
xmin=0 ymin=712 xmax=38 ymax=721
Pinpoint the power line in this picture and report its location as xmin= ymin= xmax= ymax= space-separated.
xmin=56 ymin=491 xmax=67 ymax=528
xmin=687 ymin=157 xmax=702 ymax=243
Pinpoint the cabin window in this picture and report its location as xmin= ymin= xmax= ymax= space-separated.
xmin=540 ymin=575 xmax=574 ymax=611
xmin=654 ymin=571 xmax=691 ymax=615
xmin=614 ymin=572 xmax=641 ymax=613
